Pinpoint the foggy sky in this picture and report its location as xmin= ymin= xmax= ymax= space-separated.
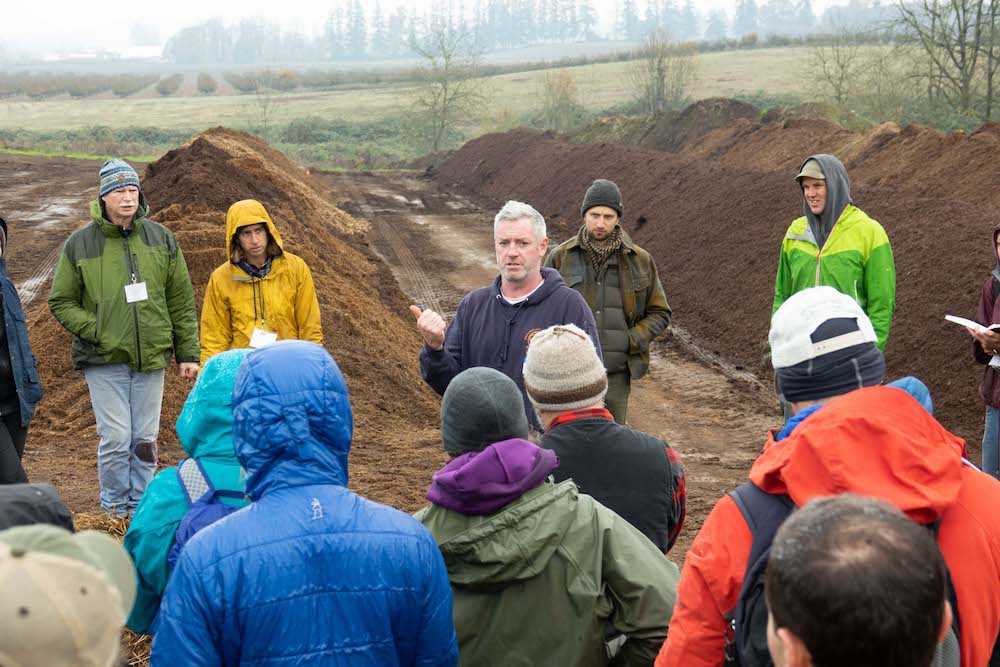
xmin=2 ymin=0 xmax=848 ymax=56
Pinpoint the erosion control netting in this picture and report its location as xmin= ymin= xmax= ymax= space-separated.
xmin=27 ymin=128 xmax=444 ymax=514
xmin=436 ymin=109 xmax=1000 ymax=452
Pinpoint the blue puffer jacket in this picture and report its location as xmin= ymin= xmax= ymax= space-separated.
xmin=151 ymin=341 xmax=458 ymax=666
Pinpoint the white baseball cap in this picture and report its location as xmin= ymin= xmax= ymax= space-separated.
xmin=770 ymin=286 xmax=877 ymax=369
xmin=0 ymin=525 xmax=136 ymax=667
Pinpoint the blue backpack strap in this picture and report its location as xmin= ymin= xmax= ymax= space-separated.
xmin=177 ymin=458 xmax=213 ymax=504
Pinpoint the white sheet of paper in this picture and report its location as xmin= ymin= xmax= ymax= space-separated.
xmin=249 ymin=328 xmax=278 ymax=349
xmin=124 ymin=281 xmax=148 ymax=304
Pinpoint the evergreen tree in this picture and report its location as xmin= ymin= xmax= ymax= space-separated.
xmin=704 ymin=8 xmax=728 ymax=41
xmin=643 ymin=0 xmax=662 ymax=36
xmin=371 ymin=1 xmax=389 ymax=57
xmin=386 ymin=6 xmax=410 ymax=56
xmin=795 ymin=0 xmax=815 ymax=34
xmin=677 ymin=0 xmax=699 ymax=41
xmin=346 ymin=0 xmax=367 ymax=57
xmin=578 ymin=0 xmax=598 ymax=39
xmin=618 ymin=0 xmax=641 ymax=40
xmin=758 ymin=0 xmax=796 ymax=35
xmin=733 ymin=0 xmax=759 ymax=37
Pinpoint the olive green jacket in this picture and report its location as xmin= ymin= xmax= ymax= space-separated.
xmin=416 ymin=480 xmax=679 ymax=666
xmin=546 ymin=227 xmax=671 ymax=379
xmin=48 ymin=200 xmax=199 ymax=371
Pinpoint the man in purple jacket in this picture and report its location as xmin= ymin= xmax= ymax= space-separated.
xmin=410 ymin=200 xmax=600 ymax=431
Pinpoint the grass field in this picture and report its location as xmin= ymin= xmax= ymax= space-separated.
xmin=0 ymin=47 xmax=818 ymax=135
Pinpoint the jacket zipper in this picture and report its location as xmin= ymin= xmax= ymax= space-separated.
xmin=122 ymin=234 xmax=143 ymax=372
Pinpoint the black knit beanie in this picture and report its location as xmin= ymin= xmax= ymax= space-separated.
xmin=776 ymin=318 xmax=886 ymax=403
xmin=441 ymin=367 xmax=531 ymax=455
xmin=580 ymin=179 xmax=623 ymax=218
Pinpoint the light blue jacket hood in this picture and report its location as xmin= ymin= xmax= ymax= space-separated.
xmin=176 ymin=348 xmax=250 ymax=461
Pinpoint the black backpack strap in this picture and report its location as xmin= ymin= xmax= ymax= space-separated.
xmin=723 ymin=483 xmax=795 ymax=667
xmin=730 ymin=483 xmax=795 ymax=568
xmin=992 ymin=276 xmax=1000 ymax=303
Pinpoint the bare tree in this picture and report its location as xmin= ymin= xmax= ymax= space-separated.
xmin=628 ymin=30 xmax=699 ymax=114
xmin=540 ymin=70 xmax=582 ymax=132
xmin=809 ymin=27 xmax=865 ymax=105
xmin=981 ymin=0 xmax=1000 ymax=118
xmin=411 ymin=27 xmax=487 ymax=152
xmin=247 ymin=70 xmax=281 ymax=139
xmin=895 ymin=0 xmax=989 ymax=115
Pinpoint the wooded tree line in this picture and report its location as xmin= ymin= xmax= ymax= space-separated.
xmin=163 ymin=0 xmax=896 ymax=65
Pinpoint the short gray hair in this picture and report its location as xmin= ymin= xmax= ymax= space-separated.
xmin=493 ymin=200 xmax=547 ymax=241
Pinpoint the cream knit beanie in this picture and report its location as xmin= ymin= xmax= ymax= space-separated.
xmin=523 ymin=324 xmax=608 ymax=412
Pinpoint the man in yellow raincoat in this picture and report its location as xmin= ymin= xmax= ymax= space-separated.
xmin=200 ymin=200 xmax=322 ymax=363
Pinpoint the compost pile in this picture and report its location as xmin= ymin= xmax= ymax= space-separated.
xmin=437 ymin=105 xmax=1000 ymax=450
xmin=27 ymin=128 xmax=444 ymax=512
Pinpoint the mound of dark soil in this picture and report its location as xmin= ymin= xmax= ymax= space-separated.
xmin=28 ymin=128 xmax=444 ymax=513
xmin=646 ymin=97 xmax=759 ymax=152
xmin=436 ymin=115 xmax=999 ymax=452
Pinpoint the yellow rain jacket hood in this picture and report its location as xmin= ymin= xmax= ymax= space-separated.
xmin=224 ymin=199 xmax=285 ymax=261
xmin=199 ymin=200 xmax=323 ymax=364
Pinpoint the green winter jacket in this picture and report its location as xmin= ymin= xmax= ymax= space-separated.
xmin=772 ymin=204 xmax=895 ymax=350
xmin=48 ymin=200 xmax=199 ymax=371
xmin=416 ymin=479 xmax=679 ymax=666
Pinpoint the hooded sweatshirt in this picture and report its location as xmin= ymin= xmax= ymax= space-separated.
xmin=418 ymin=438 xmax=678 ymax=667
xmin=801 ymin=154 xmax=851 ymax=251
xmin=657 ymin=386 xmax=1000 ymax=667
xmin=199 ymin=200 xmax=323 ymax=364
xmin=427 ymin=438 xmax=558 ymax=515
xmin=973 ymin=224 xmax=1000 ymax=407
xmin=772 ymin=157 xmax=895 ymax=350
xmin=420 ymin=267 xmax=600 ymax=431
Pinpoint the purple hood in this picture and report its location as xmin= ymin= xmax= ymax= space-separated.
xmin=427 ymin=438 xmax=559 ymax=516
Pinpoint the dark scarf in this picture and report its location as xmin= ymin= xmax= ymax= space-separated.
xmin=235 ymin=256 xmax=273 ymax=279
xmin=579 ymin=224 xmax=623 ymax=273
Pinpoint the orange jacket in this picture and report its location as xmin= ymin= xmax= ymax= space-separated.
xmin=657 ymin=386 xmax=1000 ymax=667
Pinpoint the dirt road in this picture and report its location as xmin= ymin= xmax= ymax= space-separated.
xmin=320 ymin=170 xmax=781 ymax=558
xmin=0 ymin=154 xmax=103 ymax=304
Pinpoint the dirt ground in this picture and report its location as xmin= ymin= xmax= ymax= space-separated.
xmin=319 ymin=169 xmax=780 ymax=559
xmin=0 ymin=149 xmax=777 ymax=594
xmin=435 ymin=119 xmax=1000 ymax=455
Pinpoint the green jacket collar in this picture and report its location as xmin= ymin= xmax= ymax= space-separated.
xmin=786 ymin=204 xmax=864 ymax=246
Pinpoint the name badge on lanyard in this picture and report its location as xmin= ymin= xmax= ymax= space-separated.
xmin=124 ymin=282 xmax=148 ymax=303
xmin=249 ymin=327 xmax=278 ymax=348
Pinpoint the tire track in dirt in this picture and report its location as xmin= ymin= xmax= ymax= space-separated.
xmin=318 ymin=169 xmax=781 ymax=562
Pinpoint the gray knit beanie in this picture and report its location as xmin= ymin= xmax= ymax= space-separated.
xmin=580 ymin=179 xmax=623 ymax=218
xmin=441 ymin=367 xmax=531 ymax=456
xmin=99 ymin=159 xmax=141 ymax=198
xmin=523 ymin=324 xmax=608 ymax=412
